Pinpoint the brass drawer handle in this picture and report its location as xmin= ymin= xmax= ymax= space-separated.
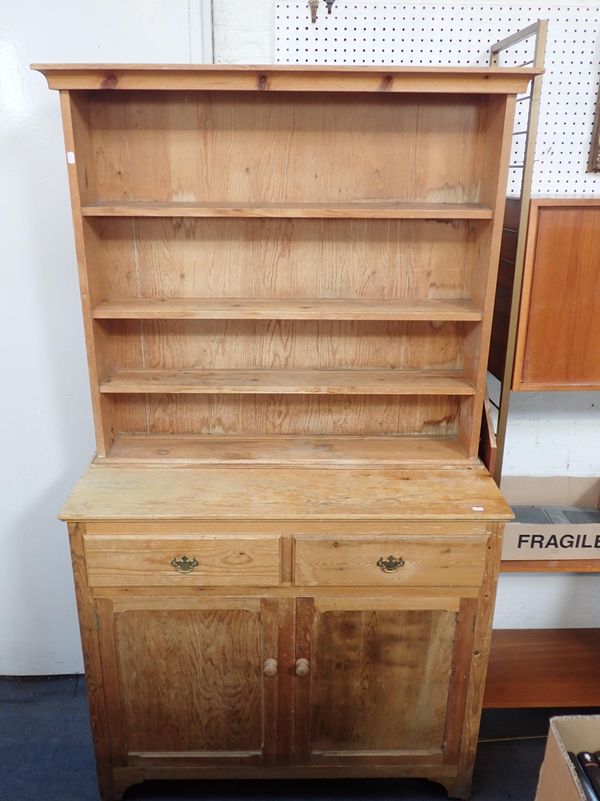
xmin=295 ymin=658 xmax=310 ymax=677
xmin=377 ymin=555 xmax=405 ymax=573
xmin=263 ymin=658 xmax=278 ymax=677
xmin=170 ymin=555 xmax=199 ymax=574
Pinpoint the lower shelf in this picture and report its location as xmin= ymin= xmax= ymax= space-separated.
xmin=484 ymin=628 xmax=600 ymax=708
xmin=99 ymin=434 xmax=471 ymax=466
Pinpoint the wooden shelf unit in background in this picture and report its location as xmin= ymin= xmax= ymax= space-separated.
xmin=35 ymin=63 xmax=536 ymax=801
xmin=485 ymin=629 xmax=600 ymax=708
xmin=491 ymin=198 xmax=600 ymax=390
xmin=491 ymin=541 xmax=600 ymax=708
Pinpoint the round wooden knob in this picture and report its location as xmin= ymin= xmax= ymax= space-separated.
xmin=295 ymin=658 xmax=310 ymax=677
xmin=263 ymin=658 xmax=278 ymax=677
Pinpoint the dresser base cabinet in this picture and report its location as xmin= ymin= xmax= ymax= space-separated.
xmin=63 ymin=467 xmax=508 ymax=801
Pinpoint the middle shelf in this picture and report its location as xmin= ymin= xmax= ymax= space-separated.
xmin=92 ymin=298 xmax=484 ymax=322
xmin=80 ymin=200 xmax=495 ymax=220
xmin=98 ymin=368 xmax=476 ymax=396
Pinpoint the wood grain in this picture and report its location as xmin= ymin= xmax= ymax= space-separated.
xmin=100 ymin=319 xmax=467 ymax=372
xmin=484 ymin=628 xmax=600 ymax=708
xmin=294 ymin=535 xmax=487 ymax=587
xmin=33 ymin=64 xmax=538 ymax=94
xmin=92 ymin=298 xmax=483 ymax=322
xmin=114 ymin=601 xmax=268 ymax=755
xmin=85 ymin=217 xmax=483 ymax=305
xmin=82 ymin=201 xmax=494 ymax=220
xmin=99 ymin=368 xmax=475 ymax=396
xmin=83 ymin=533 xmax=282 ymax=587
xmin=107 ymin=393 xmax=463 ymax=438
xmin=67 ymin=524 xmax=115 ymax=799
xmin=104 ymin=433 xmax=472 ymax=467
xmin=513 ymin=201 xmax=600 ymax=390
xmin=81 ymin=92 xmax=490 ymax=206
xmin=454 ymin=522 xmax=504 ymax=797
xmin=59 ymin=465 xmax=514 ymax=522
xmin=501 ymin=558 xmax=600 ymax=573
xmin=306 ymin=603 xmax=456 ymax=757
xmin=59 ymin=92 xmax=112 ymax=455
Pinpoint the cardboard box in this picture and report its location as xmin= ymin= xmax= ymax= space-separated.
xmin=502 ymin=506 xmax=600 ymax=562
xmin=535 ymin=716 xmax=600 ymax=801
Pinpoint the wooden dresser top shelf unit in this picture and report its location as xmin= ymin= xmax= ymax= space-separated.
xmin=33 ymin=63 xmax=533 ymax=469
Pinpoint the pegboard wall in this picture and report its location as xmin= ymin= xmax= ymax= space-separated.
xmin=275 ymin=1 xmax=600 ymax=196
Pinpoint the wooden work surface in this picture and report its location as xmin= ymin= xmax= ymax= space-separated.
xmin=33 ymin=64 xmax=538 ymax=94
xmin=60 ymin=464 xmax=512 ymax=522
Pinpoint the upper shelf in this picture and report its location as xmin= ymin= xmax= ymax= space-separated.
xmin=81 ymin=201 xmax=494 ymax=220
xmin=92 ymin=298 xmax=483 ymax=322
xmin=32 ymin=64 xmax=540 ymax=95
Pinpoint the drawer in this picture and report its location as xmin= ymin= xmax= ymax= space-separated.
xmin=83 ymin=534 xmax=281 ymax=587
xmin=294 ymin=534 xmax=488 ymax=587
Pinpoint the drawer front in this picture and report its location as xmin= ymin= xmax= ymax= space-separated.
xmin=294 ymin=534 xmax=488 ymax=587
xmin=84 ymin=534 xmax=281 ymax=587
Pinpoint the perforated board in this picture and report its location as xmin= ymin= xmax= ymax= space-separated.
xmin=275 ymin=1 xmax=600 ymax=196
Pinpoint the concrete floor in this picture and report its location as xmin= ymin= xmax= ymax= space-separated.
xmin=1 ymin=676 xmax=596 ymax=801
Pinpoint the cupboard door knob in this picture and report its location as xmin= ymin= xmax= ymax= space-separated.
xmin=263 ymin=658 xmax=278 ymax=677
xmin=376 ymin=555 xmax=405 ymax=573
xmin=295 ymin=658 xmax=310 ymax=677
xmin=170 ymin=555 xmax=198 ymax=574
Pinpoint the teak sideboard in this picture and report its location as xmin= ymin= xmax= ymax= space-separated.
xmin=33 ymin=64 xmax=537 ymax=800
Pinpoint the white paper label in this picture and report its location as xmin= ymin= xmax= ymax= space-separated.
xmin=66 ymin=151 xmax=76 ymax=164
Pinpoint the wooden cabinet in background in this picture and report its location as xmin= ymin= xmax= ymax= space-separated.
xmin=491 ymin=198 xmax=600 ymax=390
xmin=33 ymin=64 xmax=534 ymax=800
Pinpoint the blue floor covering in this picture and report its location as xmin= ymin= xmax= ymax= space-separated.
xmin=1 ymin=676 xmax=597 ymax=801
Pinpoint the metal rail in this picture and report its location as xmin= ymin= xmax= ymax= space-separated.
xmin=488 ymin=20 xmax=549 ymax=483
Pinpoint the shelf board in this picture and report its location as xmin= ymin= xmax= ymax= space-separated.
xmin=101 ymin=434 xmax=471 ymax=467
xmin=81 ymin=201 xmax=494 ymax=220
xmin=99 ymin=369 xmax=475 ymax=396
xmin=92 ymin=298 xmax=483 ymax=322
xmin=501 ymin=559 xmax=600 ymax=573
xmin=484 ymin=629 xmax=600 ymax=708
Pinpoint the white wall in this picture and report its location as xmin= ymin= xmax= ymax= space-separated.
xmin=0 ymin=0 xmax=211 ymax=675
xmin=1 ymin=0 xmax=598 ymax=674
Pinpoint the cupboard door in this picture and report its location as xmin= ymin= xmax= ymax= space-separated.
xmin=294 ymin=595 xmax=477 ymax=766
xmin=96 ymin=596 xmax=281 ymax=767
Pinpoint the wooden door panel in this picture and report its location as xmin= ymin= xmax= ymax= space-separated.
xmin=514 ymin=202 xmax=600 ymax=390
xmin=99 ymin=598 xmax=279 ymax=765
xmin=295 ymin=596 xmax=471 ymax=765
